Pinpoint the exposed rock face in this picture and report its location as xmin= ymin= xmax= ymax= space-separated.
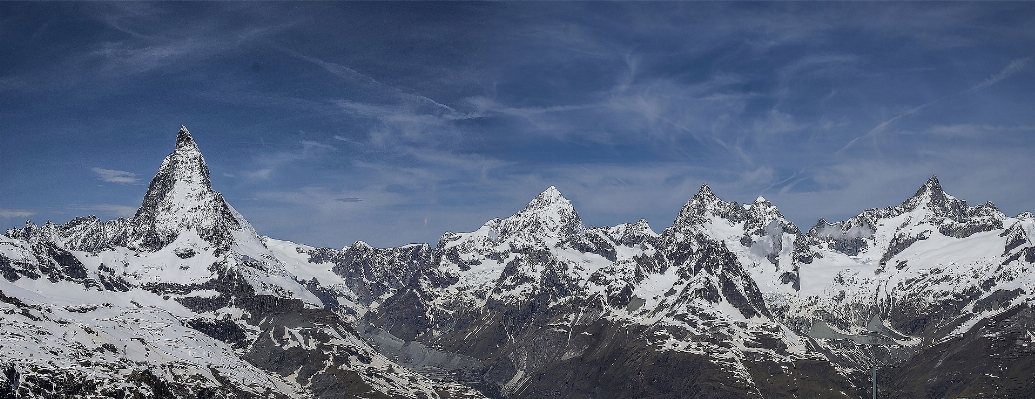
xmin=3 ymin=126 xmax=1035 ymax=398
xmin=881 ymin=304 xmax=1035 ymax=398
xmin=330 ymin=242 xmax=429 ymax=307
xmin=129 ymin=126 xmax=247 ymax=253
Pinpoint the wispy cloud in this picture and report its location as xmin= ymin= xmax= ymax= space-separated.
xmin=270 ymin=63 xmax=474 ymax=155
xmin=88 ymin=40 xmax=213 ymax=76
xmin=0 ymin=208 xmax=35 ymax=219
xmin=301 ymin=140 xmax=336 ymax=151
xmin=971 ymin=57 xmax=1032 ymax=92
xmin=244 ymin=168 xmax=274 ymax=180
xmin=836 ymin=103 xmax=930 ymax=155
xmin=922 ymin=124 xmax=1035 ymax=138
xmin=91 ymin=167 xmax=139 ymax=184
xmin=753 ymin=109 xmax=807 ymax=136
xmin=777 ymin=54 xmax=860 ymax=82
xmin=465 ymin=96 xmax=595 ymax=121
xmin=282 ymin=49 xmax=456 ymax=113
xmin=837 ymin=57 xmax=1033 ymax=155
xmin=279 ymin=48 xmax=380 ymax=86
xmin=1 ymin=3 xmax=298 ymax=94
xmin=240 ymin=139 xmax=341 ymax=181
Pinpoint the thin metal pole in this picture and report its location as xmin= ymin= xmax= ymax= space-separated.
xmin=872 ymin=362 xmax=876 ymax=399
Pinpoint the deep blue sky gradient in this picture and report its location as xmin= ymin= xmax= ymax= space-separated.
xmin=2 ymin=2 xmax=1034 ymax=248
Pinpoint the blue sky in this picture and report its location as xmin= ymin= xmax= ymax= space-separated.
xmin=2 ymin=2 xmax=1034 ymax=248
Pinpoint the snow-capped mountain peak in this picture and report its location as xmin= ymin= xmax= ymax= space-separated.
xmin=147 ymin=125 xmax=213 ymax=198
xmin=898 ymin=175 xmax=963 ymax=217
xmin=693 ymin=183 xmax=717 ymax=202
xmin=744 ymin=196 xmax=796 ymax=236
xmin=888 ymin=176 xmax=1004 ymax=234
xmin=613 ymin=219 xmax=657 ymax=241
xmin=500 ymin=186 xmax=582 ymax=238
xmin=669 ymin=184 xmax=796 ymax=236
xmin=521 ymin=186 xmax=571 ymax=213
xmin=673 ymin=184 xmax=743 ymax=229
xmin=129 ymin=126 xmax=250 ymax=252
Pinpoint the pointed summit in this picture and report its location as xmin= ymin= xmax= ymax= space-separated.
xmin=128 ymin=126 xmax=247 ymax=252
xmin=175 ymin=125 xmax=197 ymax=150
xmin=523 ymin=186 xmax=570 ymax=211
xmin=539 ymin=186 xmax=565 ymax=201
xmin=900 ymin=175 xmax=961 ymax=216
xmin=139 ymin=125 xmax=214 ymax=200
xmin=685 ymin=184 xmax=720 ymax=210
xmin=923 ymin=175 xmax=942 ymax=191
xmin=744 ymin=195 xmax=796 ymax=235
xmin=681 ymin=184 xmax=720 ymax=213
xmin=674 ymin=184 xmax=744 ymax=229
xmin=696 ymin=184 xmax=715 ymax=199
xmin=686 ymin=184 xmax=732 ymax=210
xmin=910 ymin=175 xmax=946 ymax=202
xmin=500 ymin=186 xmax=582 ymax=238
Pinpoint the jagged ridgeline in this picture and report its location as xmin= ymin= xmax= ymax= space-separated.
xmin=2 ymin=126 xmax=1035 ymax=399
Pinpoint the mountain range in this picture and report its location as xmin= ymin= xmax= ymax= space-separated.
xmin=2 ymin=126 xmax=1034 ymax=398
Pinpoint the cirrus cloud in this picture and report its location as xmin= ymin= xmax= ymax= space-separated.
xmin=91 ymin=167 xmax=140 ymax=184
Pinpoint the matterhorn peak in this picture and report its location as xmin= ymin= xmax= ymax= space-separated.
xmin=128 ymin=126 xmax=247 ymax=252
xmin=175 ymin=125 xmax=198 ymax=150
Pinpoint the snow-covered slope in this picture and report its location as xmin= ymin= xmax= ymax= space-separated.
xmin=788 ymin=177 xmax=1035 ymax=383
xmin=795 ymin=176 xmax=1029 ymax=328
xmin=0 ymin=276 xmax=303 ymax=397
